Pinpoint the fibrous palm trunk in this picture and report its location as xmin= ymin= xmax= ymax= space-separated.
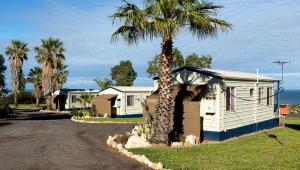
xmin=36 ymin=97 xmax=40 ymax=108
xmin=12 ymin=59 xmax=20 ymax=108
xmin=35 ymin=88 xmax=41 ymax=108
xmin=150 ymin=33 xmax=175 ymax=145
xmin=43 ymin=64 xmax=53 ymax=110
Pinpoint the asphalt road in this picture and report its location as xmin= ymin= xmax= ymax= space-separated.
xmin=0 ymin=110 xmax=148 ymax=170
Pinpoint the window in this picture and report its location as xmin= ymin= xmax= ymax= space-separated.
xmin=226 ymin=87 xmax=235 ymax=111
xmin=127 ymin=95 xmax=134 ymax=106
xmin=250 ymin=88 xmax=254 ymax=97
xmin=71 ymin=95 xmax=77 ymax=103
xmin=267 ymin=87 xmax=273 ymax=106
xmin=258 ymin=88 xmax=263 ymax=104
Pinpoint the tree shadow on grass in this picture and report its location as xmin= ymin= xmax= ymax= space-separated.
xmin=263 ymin=132 xmax=283 ymax=145
xmin=285 ymin=124 xmax=300 ymax=131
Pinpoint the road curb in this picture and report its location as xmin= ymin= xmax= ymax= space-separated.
xmin=71 ymin=117 xmax=139 ymax=124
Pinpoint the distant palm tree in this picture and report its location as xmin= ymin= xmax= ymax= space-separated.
xmin=112 ymin=0 xmax=231 ymax=144
xmin=5 ymin=40 xmax=29 ymax=107
xmin=94 ymin=78 xmax=112 ymax=90
xmin=54 ymin=61 xmax=69 ymax=91
xmin=27 ymin=67 xmax=43 ymax=107
xmin=77 ymin=93 xmax=92 ymax=111
xmin=35 ymin=37 xmax=66 ymax=109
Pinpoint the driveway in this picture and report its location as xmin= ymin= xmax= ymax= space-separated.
xmin=0 ymin=110 xmax=148 ymax=170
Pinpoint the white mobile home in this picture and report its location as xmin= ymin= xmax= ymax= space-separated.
xmin=93 ymin=86 xmax=153 ymax=118
xmin=52 ymin=89 xmax=100 ymax=110
xmin=148 ymin=66 xmax=279 ymax=141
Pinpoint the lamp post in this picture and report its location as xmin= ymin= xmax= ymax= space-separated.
xmin=272 ymin=60 xmax=290 ymax=144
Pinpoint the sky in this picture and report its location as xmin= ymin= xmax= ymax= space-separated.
xmin=0 ymin=0 xmax=299 ymax=90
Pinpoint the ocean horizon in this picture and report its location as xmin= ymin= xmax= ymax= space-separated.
xmin=279 ymin=89 xmax=300 ymax=104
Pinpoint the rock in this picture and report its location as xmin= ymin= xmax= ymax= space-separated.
xmin=111 ymin=141 xmax=117 ymax=148
xmin=106 ymin=136 xmax=114 ymax=146
xmin=185 ymin=135 xmax=196 ymax=145
xmin=171 ymin=142 xmax=180 ymax=148
xmin=195 ymin=137 xmax=200 ymax=145
xmin=125 ymin=135 xmax=151 ymax=149
xmin=151 ymin=162 xmax=164 ymax=170
xmin=103 ymin=113 xmax=110 ymax=118
xmin=116 ymin=144 xmax=123 ymax=150
xmin=131 ymin=126 xmax=139 ymax=136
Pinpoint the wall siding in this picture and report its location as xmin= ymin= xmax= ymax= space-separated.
xmin=220 ymin=80 xmax=276 ymax=131
xmin=66 ymin=92 xmax=99 ymax=109
xmin=124 ymin=92 xmax=151 ymax=114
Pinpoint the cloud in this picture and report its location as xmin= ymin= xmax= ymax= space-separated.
xmin=0 ymin=0 xmax=300 ymax=89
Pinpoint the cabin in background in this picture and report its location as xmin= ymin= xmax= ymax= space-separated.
xmin=93 ymin=86 xmax=153 ymax=118
xmin=52 ymin=89 xmax=100 ymax=110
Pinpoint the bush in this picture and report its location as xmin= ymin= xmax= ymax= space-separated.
xmin=71 ymin=107 xmax=84 ymax=118
xmin=5 ymin=91 xmax=46 ymax=105
xmin=0 ymin=97 xmax=11 ymax=117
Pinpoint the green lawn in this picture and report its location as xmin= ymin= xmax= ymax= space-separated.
xmin=74 ymin=117 xmax=143 ymax=123
xmin=130 ymin=118 xmax=300 ymax=170
xmin=9 ymin=104 xmax=46 ymax=109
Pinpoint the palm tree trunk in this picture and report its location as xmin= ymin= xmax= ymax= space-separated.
xmin=47 ymin=95 xmax=52 ymax=110
xmin=14 ymin=92 xmax=18 ymax=108
xmin=150 ymin=33 xmax=174 ymax=145
xmin=35 ymin=97 xmax=40 ymax=108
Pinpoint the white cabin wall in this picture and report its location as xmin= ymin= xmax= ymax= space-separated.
xmin=200 ymin=83 xmax=221 ymax=132
xmin=124 ymin=91 xmax=151 ymax=114
xmin=220 ymin=80 xmax=275 ymax=130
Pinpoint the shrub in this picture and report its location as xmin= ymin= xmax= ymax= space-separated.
xmin=0 ymin=97 xmax=11 ymax=117
xmin=114 ymin=134 xmax=130 ymax=146
xmin=71 ymin=107 xmax=81 ymax=118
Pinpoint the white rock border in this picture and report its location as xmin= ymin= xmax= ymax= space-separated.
xmin=107 ymin=136 xmax=165 ymax=170
xmin=71 ymin=116 xmax=141 ymax=124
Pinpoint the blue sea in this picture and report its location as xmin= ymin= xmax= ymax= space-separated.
xmin=280 ymin=90 xmax=300 ymax=104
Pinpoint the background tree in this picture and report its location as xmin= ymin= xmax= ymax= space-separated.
xmin=147 ymin=47 xmax=184 ymax=78
xmin=77 ymin=93 xmax=92 ymax=111
xmin=35 ymin=37 xmax=66 ymax=109
xmin=185 ymin=53 xmax=212 ymax=68
xmin=27 ymin=67 xmax=42 ymax=107
xmin=53 ymin=61 xmax=69 ymax=91
xmin=18 ymin=70 xmax=26 ymax=92
xmin=112 ymin=0 xmax=231 ymax=144
xmin=5 ymin=40 xmax=29 ymax=107
xmin=111 ymin=60 xmax=137 ymax=86
xmin=94 ymin=77 xmax=113 ymax=90
xmin=0 ymin=54 xmax=6 ymax=94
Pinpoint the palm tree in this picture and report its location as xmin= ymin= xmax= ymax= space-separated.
xmin=94 ymin=78 xmax=112 ymax=90
xmin=35 ymin=37 xmax=66 ymax=110
xmin=54 ymin=61 xmax=69 ymax=91
xmin=111 ymin=0 xmax=231 ymax=144
xmin=5 ymin=40 xmax=29 ymax=107
xmin=27 ymin=67 xmax=43 ymax=107
xmin=77 ymin=93 xmax=92 ymax=111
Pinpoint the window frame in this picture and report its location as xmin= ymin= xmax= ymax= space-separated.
xmin=71 ymin=95 xmax=77 ymax=103
xmin=258 ymin=87 xmax=263 ymax=104
xmin=250 ymin=88 xmax=254 ymax=97
xmin=226 ymin=87 xmax=235 ymax=111
xmin=127 ymin=95 xmax=135 ymax=106
xmin=267 ymin=87 xmax=273 ymax=106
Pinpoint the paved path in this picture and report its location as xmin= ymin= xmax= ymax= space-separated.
xmin=0 ymin=110 xmax=148 ymax=170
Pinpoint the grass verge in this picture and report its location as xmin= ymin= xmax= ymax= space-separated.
xmin=130 ymin=118 xmax=300 ymax=170
xmin=74 ymin=117 xmax=143 ymax=123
